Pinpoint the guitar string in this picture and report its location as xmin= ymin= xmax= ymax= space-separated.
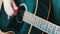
xmin=42 ymin=0 xmax=51 ymax=34
xmin=28 ymin=0 xmax=38 ymax=34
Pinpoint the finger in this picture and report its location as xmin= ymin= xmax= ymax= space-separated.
xmin=3 ymin=0 xmax=14 ymax=16
xmin=10 ymin=0 xmax=18 ymax=16
xmin=11 ymin=0 xmax=18 ymax=10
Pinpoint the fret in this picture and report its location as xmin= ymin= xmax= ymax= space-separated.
xmin=40 ymin=19 xmax=44 ymax=30
xmin=41 ymin=20 xmax=47 ymax=32
xmin=51 ymin=24 xmax=56 ymax=34
xmin=45 ymin=21 xmax=49 ymax=33
xmin=55 ymin=26 xmax=57 ymax=34
xmin=55 ymin=26 xmax=60 ymax=34
xmin=47 ymin=22 xmax=52 ymax=34
xmin=38 ymin=19 xmax=43 ymax=30
xmin=33 ymin=15 xmax=40 ymax=27
xmin=31 ymin=15 xmax=35 ymax=25
xmin=38 ymin=18 xmax=42 ymax=30
xmin=37 ymin=18 xmax=41 ymax=28
xmin=29 ymin=13 xmax=34 ymax=25
xmin=36 ymin=16 xmax=41 ymax=27
xmin=42 ymin=20 xmax=48 ymax=32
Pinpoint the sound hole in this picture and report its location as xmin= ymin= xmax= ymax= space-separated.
xmin=16 ymin=5 xmax=25 ymax=23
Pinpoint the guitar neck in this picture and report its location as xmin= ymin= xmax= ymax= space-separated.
xmin=23 ymin=11 xmax=60 ymax=34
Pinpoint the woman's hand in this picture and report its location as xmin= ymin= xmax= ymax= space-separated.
xmin=3 ymin=0 xmax=18 ymax=16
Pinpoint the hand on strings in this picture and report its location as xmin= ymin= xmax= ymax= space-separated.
xmin=3 ymin=0 xmax=18 ymax=16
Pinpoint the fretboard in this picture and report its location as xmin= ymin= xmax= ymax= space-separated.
xmin=23 ymin=11 xmax=60 ymax=34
